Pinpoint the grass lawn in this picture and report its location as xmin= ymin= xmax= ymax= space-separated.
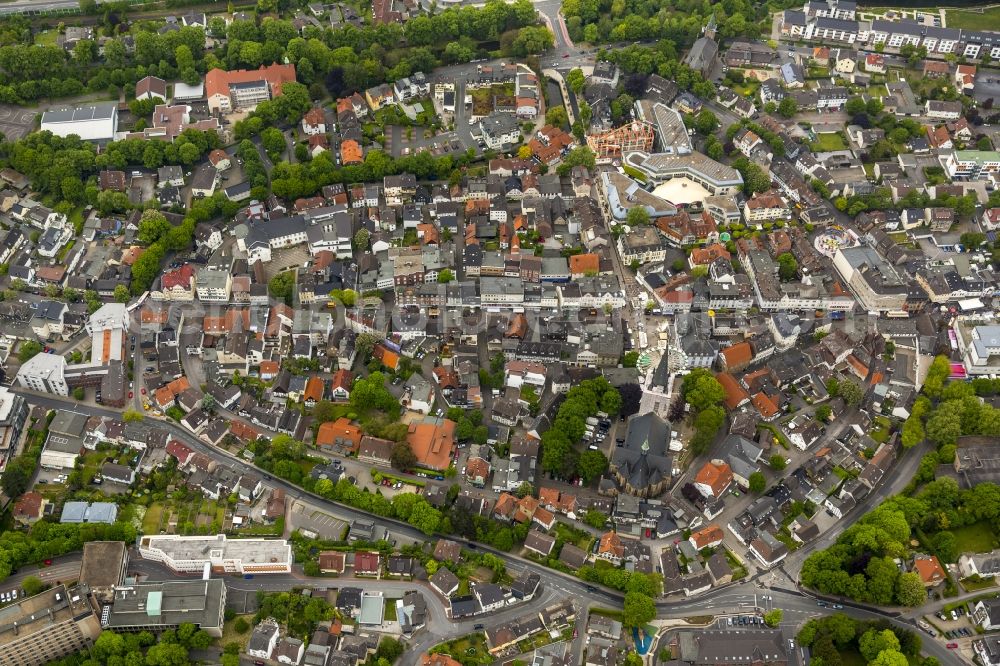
xmin=961 ymin=576 xmax=997 ymax=592
xmin=951 ymin=522 xmax=1000 ymax=554
xmin=947 ymin=6 xmax=1000 ymax=31
xmin=733 ymin=81 xmax=760 ymax=98
xmin=384 ymin=599 xmax=397 ymax=621
xmin=811 ymin=132 xmax=848 ymax=152
xmin=219 ymin=616 xmax=254 ymax=650
xmin=142 ymin=504 xmax=164 ymax=534
xmin=870 ymin=416 xmax=892 ymax=444
xmin=431 ymin=633 xmax=492 ymax=666
xmin=34 ymin=30 xmax=58 ymax=46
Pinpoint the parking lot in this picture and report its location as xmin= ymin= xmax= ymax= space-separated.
xmin=288 ymin=500 xmax=350 ymax=541
xmin=0 ymin=104 xmax=38 ymax=141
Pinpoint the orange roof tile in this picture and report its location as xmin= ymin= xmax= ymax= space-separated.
xmin=914 ymin=555 xmax=946 ymax=585
xmin=205 ymin=64 xmax=297 ymax=103
xmin=695 ymin=461 xmax=733 ymax=496
xmin=598 ymin=531 xmax=624 ymax=558
xmin=721 ymin=342 xmax=753 ymax=370
xmin=690 ymin=525 xmax=724 ymax=549
xmin=341 ymin=139 xmax=363 ymax=165
xmin=716 ymin=372 xmax=750 ymax=410
xmin=316 ymin=418 xmax=362 ymax=451
xmin=406 ymin=419 xmax=455 ymax=470
xmin=752 ymin=392 xmax=780 ymax=419
xmin=303 ymin=376 xmax=325 ymax=402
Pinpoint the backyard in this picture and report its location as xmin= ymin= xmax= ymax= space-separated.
xmin=810 ymin=132 xmax=848 ymax=152
xmin=951 ymin=522 xmax=999 ymax=554
xmin=431 ymin=632 xmax=492 ymax=666
xmin=141 ymin=498 xmax=228 ymax=535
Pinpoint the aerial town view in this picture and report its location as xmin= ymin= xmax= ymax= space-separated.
xmin=6 ymin=0 xmax=1000 ymax=664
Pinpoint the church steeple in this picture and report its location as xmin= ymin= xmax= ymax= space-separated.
xmin=705 ymin=13 xmax=718 ymax=41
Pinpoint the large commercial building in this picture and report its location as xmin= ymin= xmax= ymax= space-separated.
xmin=138 ymin=534 xmax=293 ymax=574
xmin=833 ymin=246 xmax=910 ymax=315
xmin=103 ymin=580 xmax=227 ymax=637
xmin=0 ymin=584 xmax=102 ymax=666
xmin=623 ymin=151 xmax=744 ymax=196
xmin=205 ymin=64 xmax=297 ymax=113
xmin=40 ymin=103 xmax=118 ymax=141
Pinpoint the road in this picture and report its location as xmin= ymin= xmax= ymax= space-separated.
xmin=652 ymin=586 xmax=965 ymax=666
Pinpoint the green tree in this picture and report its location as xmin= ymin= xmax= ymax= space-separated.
xmin=93 ymin=631 xmax=127 ymax=660
xmin=21 ymin=575 xmax=46 ymax=597
xmin=114 ymin=284 xmax=131 ymax=303
xmin=895 ymin=572 xmax=927 ymax=606
xmin=870 ymin=650 xmax=910 ymax=666
xmin=860 ymin=630 xmax=901 ymax=662
xmin=694 ymin=109 xmax=718 ymax=135
xmin=261 ymin=127 xmax=286 ymax=159
xmin=626 ymin=206 xmax=650 ymax=226
xmin=72 ymin=387 xmax=86 ymax=401
xmin=566 ymin=68 xmax=585 ymax=94
xmin=268 ymin=270 xmax=296 ymax=305
xmin=682 ymin=369 xmax=725 ymax=411
xmin=748 ymin=472 xmax=766 ymax=493
xmin=815 ymin=404 xmax=832 ymax=422
xmin=837 ymin=380 xmax=864 ymax=407
xmin=545 ymin=105 xmax=569 ymax=128
xmin=769 ymin=454 xmax=787 ymax=471
xmin=584 ymin=509 xmax=608 ymax=529
xmin=354 ymin=228 xmax=370 ymax=250
xmin=622 ymin=351 xmax=640 ymax=367
xmin=777 ymin=253 xmax=798 ymax=281
xmin=623 ymin=591 xmax=656 ymax=628
xmin=391 ymin=442 xmax=417 ymax=470
xmin=437 ymin=269 xmax=455 ymax=283
xmin=18 ymin=340 xmax=41 ymax=363
xmin=763 ymin=609 xmax=783 ymax=627
xmin=577 ymin=449 xmax=608 ymax=483
xmin=778 ymin=97 xmax=798 ymax=118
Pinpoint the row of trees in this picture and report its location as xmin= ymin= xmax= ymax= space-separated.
xmin=539 ymin=377 xmax=620 ymax=481
xmin=681 ymin=369 xmax=726 ymax=455
xmin=0 ymin=520 xmax=137 ymax=583
xmin=561 ymin=0 xmax=765 ymax=48
xmin=311 ymin=476 xmax=444 ymax=535
xmin=799 ymin=501 xmax=928 ymax=607
xmin=0 ymin=128 xmax=219 ymax=205
xmin=797 ymin=614 xmax=927 ymax=666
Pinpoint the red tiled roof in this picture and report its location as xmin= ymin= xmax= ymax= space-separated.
xmin=205 ymin=64 xmax=297 ymax=103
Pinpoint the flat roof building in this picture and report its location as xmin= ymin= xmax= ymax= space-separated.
xmin=80 ymin=541 xmax=128 ymax=603
xmin=138 ymin=534 xmax=293 ymax=574
xmin=104 ymin=579 xmax=226 ymax=638
xmin=0 ymin=584 xmax=101 ymax=666
xmin=41 ymin=103 xmax=118 ymax=141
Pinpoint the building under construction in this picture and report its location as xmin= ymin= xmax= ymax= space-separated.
xmin=586 ymin=120 xmax=655 ymax=159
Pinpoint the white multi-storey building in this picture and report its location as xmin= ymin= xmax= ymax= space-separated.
xmin=138 ymin=535 xmax=292 ymax=574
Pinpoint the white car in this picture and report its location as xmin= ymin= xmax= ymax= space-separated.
xmin=11 ymin=590 xmax=17 ymax=600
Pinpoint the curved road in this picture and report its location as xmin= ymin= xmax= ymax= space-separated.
xmin=10 ymin=390 xmax=964 ymax=665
